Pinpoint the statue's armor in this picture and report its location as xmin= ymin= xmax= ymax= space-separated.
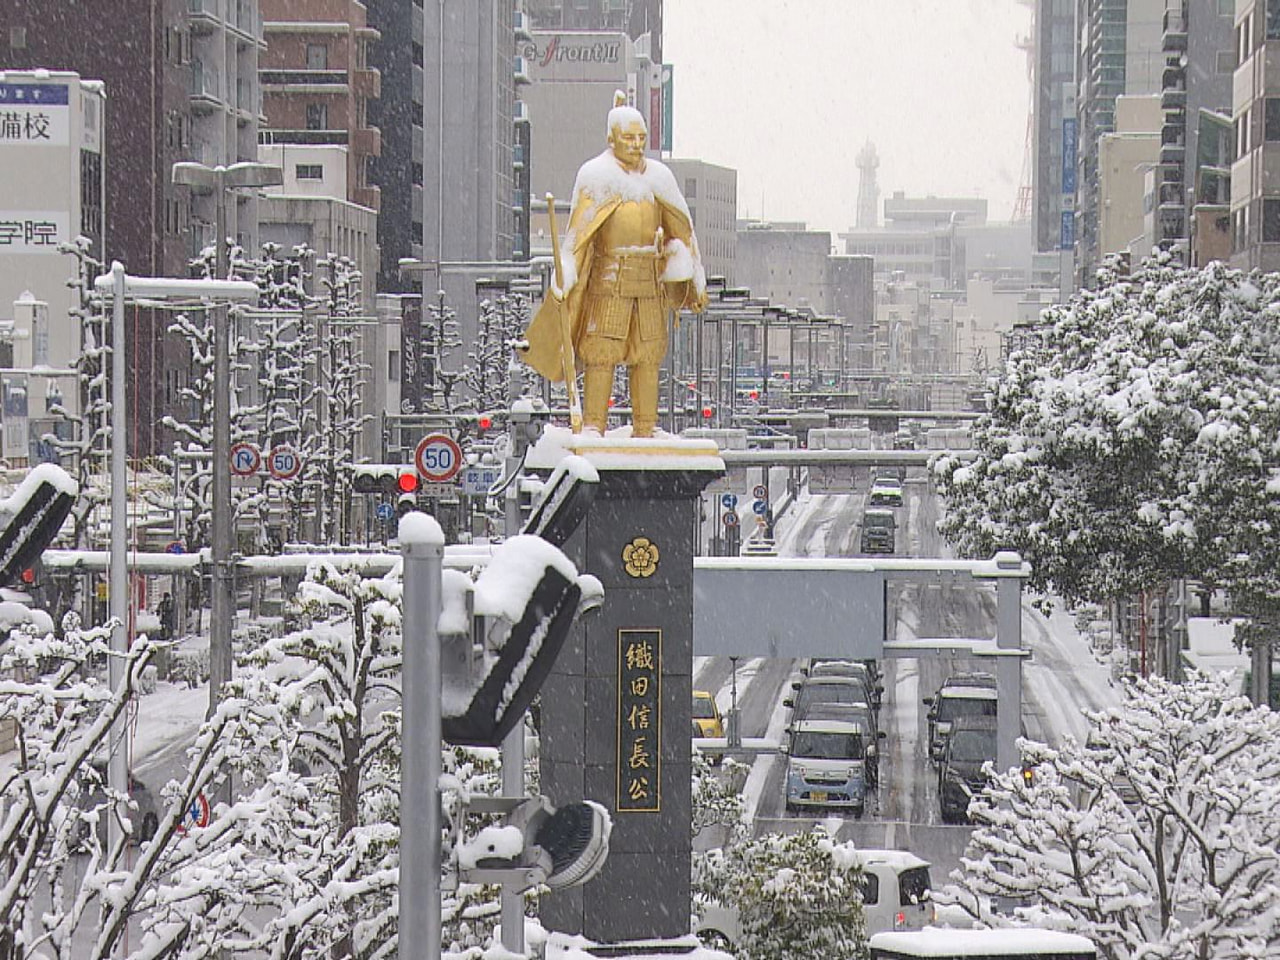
xmin=580 ymin=199 xmax=666 ymax=356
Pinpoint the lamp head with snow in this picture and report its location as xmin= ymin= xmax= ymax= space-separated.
xmin=441 ymin=534 xmax=598 ymax=747
xmin=0 ymin=464 xmax=77 ymax=588
xmin=458 ymin=795 xmax=612 ymax=893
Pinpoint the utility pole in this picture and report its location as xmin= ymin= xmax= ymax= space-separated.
xmin=172 ymin=162 xmax=282 ymax=718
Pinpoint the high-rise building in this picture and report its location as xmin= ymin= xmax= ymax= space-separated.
xmin=1228 ymin=0 xmax=1280 ymax=270
xmin=1074 ymin=0 xmax=1163 ymax=283
xmin=1030 ymin=0 xmax=1075 ymax=257
xmin=2 ymin=0 xmax=267 ymax=453
xmin=258 ymin=0 xmax=382 ymax=212
xmin=526 ymin=0 xmax=662 ymax=61
xmin=362 ymin=0 xmax=416 ymax=292
xmin=1152 ymin=0 xmax=1233 ymax=261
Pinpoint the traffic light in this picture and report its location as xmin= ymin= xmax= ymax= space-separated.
xmin=352 ymin=465 xmax=419 ymax=495
xmin=396 ymin=493 xmax=417 ymax=520
xmin=701 ymin=405 xmax=714 ymax=420
xmin=478 ymin=414 xmax=493 ymax=433
xmin=459 ymin=795 xmax=611 ymax=892
xmin=0 ymin=464 xmax=77 ymax=588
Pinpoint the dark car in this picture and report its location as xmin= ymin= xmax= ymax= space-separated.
xmin=802 ymin=660 xmax=883 ymax=710
xmin=861 ymin=508 xmax=897 ymax=554
xmin=785 ymin=677 xmax=871 ymax=724
xmin=938 ymin=715 xmax=998 ymax=823
xmin=923 ymin=672 xmax=997 ymax=761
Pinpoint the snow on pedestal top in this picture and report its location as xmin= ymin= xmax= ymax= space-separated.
xmin=527 ymin=425 xmax=725 ymax=473
xmin=397 ymin=512 xmax=444 ymax=547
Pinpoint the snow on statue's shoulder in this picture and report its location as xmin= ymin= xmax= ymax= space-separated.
xmin=397 ymin=512 xmax=444 ymax=547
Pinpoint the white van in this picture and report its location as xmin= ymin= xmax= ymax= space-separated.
xmin=695 ymin=848 xmax=933 ymax=947
xmin=783 ymin=716 xmax=870 ymax=816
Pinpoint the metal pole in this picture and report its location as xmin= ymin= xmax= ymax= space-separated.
xmin=210 ymin=173 xmax=233 ymax=720
xmin=500 ymin=402 xmax=526 ymax=953
xmin=994 ymin=554 xmax=1024 ymax=774
xmin=400 ymin=513 xmax=444 ymax=960
xmin=108 ymin=262 xmax=130 ymax=854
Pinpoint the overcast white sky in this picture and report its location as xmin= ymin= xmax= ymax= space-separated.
xmin=663 ymin=0 xmax=1032 ymax=238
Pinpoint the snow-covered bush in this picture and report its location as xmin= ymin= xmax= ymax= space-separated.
xmin=693 ymin=824 xmax=869 ymax=960
xmin=942 ymin=671 xmax=1280 ymax=960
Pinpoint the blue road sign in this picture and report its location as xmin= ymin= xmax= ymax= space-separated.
xmin=720 ymin=493 xmax=738 ymax=510
xmin=376 ymin=502 xmax=396 ymax=522
xmin=165 ymin=541 xmax=185 ymax=555
xmin=751 ymin=499 xmax=768 ymax=516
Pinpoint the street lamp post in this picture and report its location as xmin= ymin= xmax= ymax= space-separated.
xmin=172 ymin=162 xmax=282 ymax=717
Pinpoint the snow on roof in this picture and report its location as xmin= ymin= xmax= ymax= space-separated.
xmin=869 ymin=926 xmax=1095 ymax=956
xmin=938 ymin=686 xmax=999 ymax=700
xmin=0 ymin=601 xmax=53 ymax=634
xmin=851 ymin=848 xmax=930 ymax=871
xmin=793 ymin=717 xmax=863 ymax=733
xmin=546 ymin=932 xmax=732 ymax=960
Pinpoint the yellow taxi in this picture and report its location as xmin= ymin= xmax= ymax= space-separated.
xmin=692 ymin=690 xmax=725 ymax=738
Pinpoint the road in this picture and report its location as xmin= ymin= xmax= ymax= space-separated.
xmin=694 ymin=466 xmax=1116 ymax=888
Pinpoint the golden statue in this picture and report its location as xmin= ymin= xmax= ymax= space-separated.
xmin=520 ymin=92 xmax=707 ymax=437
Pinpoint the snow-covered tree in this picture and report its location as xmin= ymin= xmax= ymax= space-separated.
xmin=941 ymin=671 xmax=1280 ymax=960
xmin=693 ymin=824 xmax=868 ymax=960
xmin=934 ymin=256 xmax=1280 ymax=608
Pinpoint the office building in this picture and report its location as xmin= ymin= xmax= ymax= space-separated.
xmin=665 ymin=159 xmax=737 ymax=284
xmin=1098 ymin=95 xmax=1161 ymax=257
xmin=0 ymin=71 xmax=106 ymax=458
xmin=526 ymin=0 xmax=662 ymax=61
xmin=1 ymin=2 xmax=269 ymax=453
xmin=1227 ymin=0 xmax=1280 ymax=270
xmin=736 ymin=221 xmax=832 ymax=314
xmin=1074 ymin=0 xmax=1164 ymax=283
xmin=1152 ymin=0 xmax=1233 ymax=261
xmin=259 ymin=0 xmax=382 ymax=212
xmin=1032 ymin=0 xmax=1076 ymax=257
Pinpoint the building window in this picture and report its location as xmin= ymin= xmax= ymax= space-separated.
xmin=1264 ymin=199 xmax=1280 ymax=242
xmin=1217 ymin=49 xmax=1235 ymax=73
xmin=685 ymin=177 xmax=697 ymax=199
xmin=412 ymin=41 xmax=424 ymax=67
xmin=296 ymin=163 xmax=323 ymax=180
xmin=306 ymin=43 xmax=328 ymax=70
xmin=306 ymin=103 xmax=328 ymax=130
xmin=1267 ymin=100 xmax=1280 ymax=141
xmin=1219 ymin=0 xmax=1234 ymax=12
xmin=9 ymin=26 xmax=26 ymax=49
xmin=1270 ymin=0 xmax=1280 ymax=40
xmin=388 ymin=349 xmax=401 ymax=383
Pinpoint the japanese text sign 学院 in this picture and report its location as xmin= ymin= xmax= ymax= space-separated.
xmin=617 ymin=628 xmax=661 ymax=813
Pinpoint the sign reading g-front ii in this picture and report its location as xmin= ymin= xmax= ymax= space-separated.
xmin=617 ymin=628 xmax=661 ymax=813
xmin=525 ymin=31 xmax=627 ymax=82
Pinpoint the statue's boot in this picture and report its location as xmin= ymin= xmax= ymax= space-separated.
xmin=583 ymin=366 xmax=613 ymax=435
xmin=631 ymin=364 xmax=659 ymax=438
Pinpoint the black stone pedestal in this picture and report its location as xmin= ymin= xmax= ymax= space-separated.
xmin=539 ymin=440 xmax=722 ymax=942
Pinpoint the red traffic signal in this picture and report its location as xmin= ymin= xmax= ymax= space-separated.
xmin=397 ymin=471 xmax=419 ymax=494
xmin=701 ymin=405 xmax=714 ymax=419
xmin=478 ymin=415 xmax=493 ymax=432
xmin=748 ymin=390 xmax=759 ymax=400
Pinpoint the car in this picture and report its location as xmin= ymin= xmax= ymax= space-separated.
xmin=861 ymin=508 xmax=897 ymax=554
xmin=869 ymin=479 xmax=904 ymax=507
xmin=77 ymin=761 xmax=161 ymax=847
xmin=937 ymin=715 xmax=998 ymax=823
xmin=692 ymin=690 xmax=725 ymax=738
xmin=805 ymin=660 xmax=884 ymax=706
xmin=783 ymin=716 xmax=869 ymax=815
xmin=923 ymin=673 xmax=997 ymax=762
xmin=696 ymin=849 xmax=934 ymax=949
xmin=801 ymin=701 xmax=885 ymax=787
xmin=785 ymin=676 xmax=871 ymax=722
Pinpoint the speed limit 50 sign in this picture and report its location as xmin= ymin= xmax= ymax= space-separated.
xmin=415 ymin=433 xmax=463 ymax=483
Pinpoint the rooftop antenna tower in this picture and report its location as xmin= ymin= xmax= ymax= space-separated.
xmin=1011 ymin=0 xmax=1036 ymax=222
xmin=855 ymin=139 xmax=880 ymax=229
